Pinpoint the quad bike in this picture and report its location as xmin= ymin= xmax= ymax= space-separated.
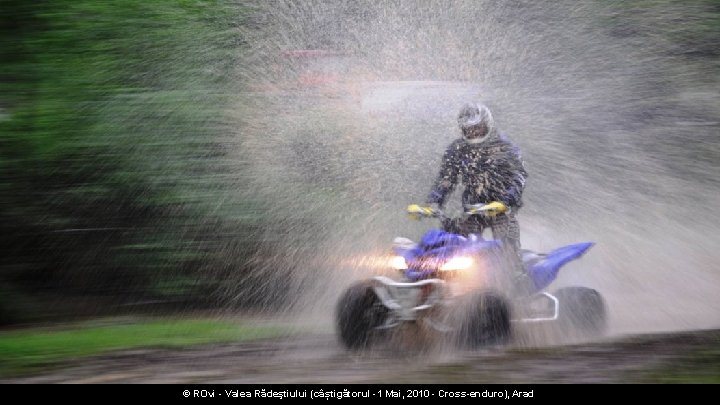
xmin=335 ymin=203 xmax=606 ymax=349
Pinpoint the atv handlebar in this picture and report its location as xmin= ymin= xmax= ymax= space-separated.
xmin=407 ymin=201 xmax=508 ymax=220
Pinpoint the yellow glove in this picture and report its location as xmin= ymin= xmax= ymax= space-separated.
xmin=407 ymin=204 xmax=436 ymax=220
xmin=482 ymin=201 xmax=508 ymax=217
xmin=467 ymin=201 xmax=508 ymax=217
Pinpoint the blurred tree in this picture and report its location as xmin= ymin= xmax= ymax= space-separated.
xmin=0 ymin=0 xmax=262 ymax=323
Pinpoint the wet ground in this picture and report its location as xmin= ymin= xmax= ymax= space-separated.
xmin=6 ymin=328 xmax=719 ymax=383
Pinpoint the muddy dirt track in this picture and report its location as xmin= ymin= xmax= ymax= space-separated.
xmin=6 ymin=329 xmax=719 ymax=384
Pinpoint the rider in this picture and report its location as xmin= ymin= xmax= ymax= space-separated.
xmin=417 ymin=102 xmax=528 ymax=272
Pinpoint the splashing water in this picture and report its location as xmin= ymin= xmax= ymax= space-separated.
xmin=227 ymin=0 xmax=720 ymax=338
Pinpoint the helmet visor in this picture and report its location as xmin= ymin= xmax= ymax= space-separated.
xmin=462 ymin=123 xmax=488 ymax=140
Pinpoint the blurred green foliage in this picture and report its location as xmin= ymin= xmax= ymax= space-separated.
xmin=0 ymin=1 xmax=264 ymax=323
xmin=0 ymin=317 xmax=285 ymax=376
xmin=639 ymin=348 xmax=720 ymax=383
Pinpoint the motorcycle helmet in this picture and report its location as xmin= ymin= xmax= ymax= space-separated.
xmin=457 ymin=102 xmax=495 ymax=143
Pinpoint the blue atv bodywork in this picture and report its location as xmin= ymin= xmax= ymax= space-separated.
xmin=527 ymin=242 xmax=593 ymax=291
xmin=394 ymin=229 xmax=593 ymax=293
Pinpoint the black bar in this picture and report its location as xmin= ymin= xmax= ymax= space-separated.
xmin=0 ymin=384 xmax=711 ymax=401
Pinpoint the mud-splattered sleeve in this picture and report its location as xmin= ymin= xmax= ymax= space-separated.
xmin=426 ymin=142 xmax=460 ymax=207
xmin=502 ymin=143 xmax=528 ymax=207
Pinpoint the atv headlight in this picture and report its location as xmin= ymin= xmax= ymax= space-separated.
xmin=389 ymin=255 xmax=408 ymax=270
xmin=440 ymin=256 xmax=473 ymax=271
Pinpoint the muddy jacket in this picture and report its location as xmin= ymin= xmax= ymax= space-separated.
xmin=427 ymin=133 xmax=527 ymax=208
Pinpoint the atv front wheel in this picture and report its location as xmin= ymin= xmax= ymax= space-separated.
xmin=457 ymin=290 xmax=511 ymax=348
xmin=335 ymin=281 xmax=389 ymax=349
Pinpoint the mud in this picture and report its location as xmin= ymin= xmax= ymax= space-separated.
xmin=6 ymin=329 xmax=718 ymax=383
